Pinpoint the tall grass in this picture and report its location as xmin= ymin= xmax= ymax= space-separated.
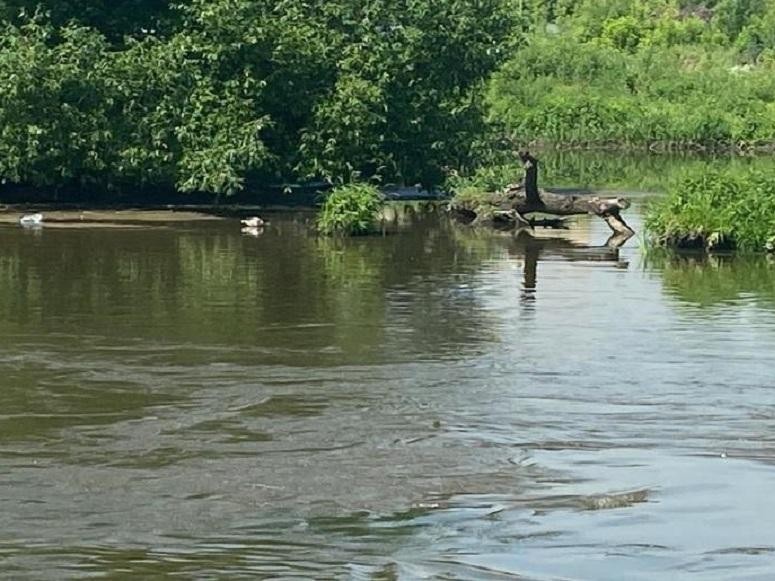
xmin=645 ymin=169 xmax=775 ymax=251
xmin=487 ymin=8 xmax=775 ymax=150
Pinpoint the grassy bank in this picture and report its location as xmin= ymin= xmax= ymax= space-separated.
xmin=487 ymin=1 xmax=775 ymax=151
xmin=645 ymin=168 xmax=775 ymax=251
xmin=316 ymin=183 xmax=384 ymax=236
xmin=448 ymin=151 xmax=775 ymax=195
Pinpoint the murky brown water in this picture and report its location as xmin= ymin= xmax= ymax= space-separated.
xmin=2 ymin=202 xmax=775 ymax=579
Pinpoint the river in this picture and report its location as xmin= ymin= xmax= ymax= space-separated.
xmin=1 ymin=154 xmax=775 ymax=579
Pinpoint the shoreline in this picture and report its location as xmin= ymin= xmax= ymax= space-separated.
xmin=0 ymin=185 xmax=446 ymax=212
xmin=0 ymin=198 xmax=446 ymax=228
xmin=521 ymin=140 xmax=775 ymax=155
xmin=0 ymin=208 xmax=234 ymax=227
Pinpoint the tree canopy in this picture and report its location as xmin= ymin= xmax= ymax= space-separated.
xmin=0 ymin=0 xmax=518 ymax=195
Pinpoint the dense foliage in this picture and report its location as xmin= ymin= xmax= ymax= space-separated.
xmin=488 ymin=0 xmax=775 ymax=150
xmin=2 ymin=0 xmax=775 ymax=197
xmin=646 ymin=168 xmax=775 ymax=251
xmin=0 ymin=1 xmax=176 ymax=39
xmin=0 ymin=0 xmax=517 ymax=195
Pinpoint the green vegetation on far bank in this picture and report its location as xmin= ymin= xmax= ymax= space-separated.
xmin=487 ymin=0 xmax=775 ymax=151
xmin=449 ymin=151 xmax=775 ymax=195
xmin=0 ymin=0 xmax=517 ymax=197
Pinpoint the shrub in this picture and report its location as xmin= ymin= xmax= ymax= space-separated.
xmin=488 ymin=33 xmax=775 ymax=149
xmin=317 ymin=183 xmax=384 ymax=236
xmin=600 ymin=16 xmax=642 ymax=52
xmin=646 ymin=168 xmax=775 ymax=251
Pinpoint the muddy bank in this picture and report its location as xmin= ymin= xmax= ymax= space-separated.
xmin=0 ymin=208 xmax=231 ymax=227
xmin=0 ymin=201 xmax=438 ymax=230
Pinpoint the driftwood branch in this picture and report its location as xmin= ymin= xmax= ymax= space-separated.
xmin=451 ymin=152 xmax=634 ymax=238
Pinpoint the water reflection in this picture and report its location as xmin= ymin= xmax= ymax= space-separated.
xmin=0 ymin=211 xmax=497 ymax=363
xmin=506 ymin=229 xmax=631 ymax=309
xmin=648 ymin=252 xmax=775 ymax=309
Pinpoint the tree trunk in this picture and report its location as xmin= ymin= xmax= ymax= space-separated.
xmin=520 ymin=151 xmax=541 ymax=206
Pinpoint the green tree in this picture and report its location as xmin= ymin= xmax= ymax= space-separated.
xmin=0 ymin=0 xmax=176 ymax=40
xmin=0 ymin=19 xmax=115 ymax=187
xmin=0 ymin=0 xmax=518 ymax=195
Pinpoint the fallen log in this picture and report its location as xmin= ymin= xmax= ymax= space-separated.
xmin=451 ymin=152 xmax=634 ymax=237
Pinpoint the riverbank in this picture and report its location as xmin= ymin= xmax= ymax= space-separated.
xmin=0 ymin=184 xmax=444 ymax=210
xmin=520 ymin=140 xmax=775 ymax=155
xmin=487 ymin=25 xmax=775 ymax=151
xmin=0 ymin=199 xmax=443 ymax=232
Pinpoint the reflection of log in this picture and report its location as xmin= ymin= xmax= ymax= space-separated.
xmin=452 ymin=152 xmax=634 ymax=239
xmin=529 ymin=217 xmax=568 ymax=229
xmin=511 ymin=230 xmax=629 ymax=309
xmin=513 ymin=230 xmax=629 ymax=262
